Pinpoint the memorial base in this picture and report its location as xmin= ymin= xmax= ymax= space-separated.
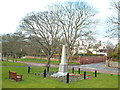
xmin=51 ymin=63 xmax=68 ymax=77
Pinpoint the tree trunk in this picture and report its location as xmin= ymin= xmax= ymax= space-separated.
xmin=1 ymin=54 xmax=3 ymax=61
xmin=6 ymin=55 xmax=8 ymax=61
xmin=12 ymin=54 xmax=15 ymax=62
xmin=59 ymin=54 xmax=61 ymax=63
xmin=46 ymin=57 xmax=51 ymax=72
xmin=67 ymin=50 xmax=72 ymax=65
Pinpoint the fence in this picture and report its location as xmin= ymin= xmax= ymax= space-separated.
xmin=28 ymin=66 xmax=98 ymax=83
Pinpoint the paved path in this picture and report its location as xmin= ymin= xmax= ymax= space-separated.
xmin=3 ymin=60 xmax=120 ymax=75
xmin=72 ymin=62 xmax=120 ymax=75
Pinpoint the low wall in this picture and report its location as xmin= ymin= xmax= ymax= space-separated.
xmin=22 ymin=56 xmax=107 ymax=65
xmin=78 ymin=56 xmax=107 ymax=64
xmin=106 ymin=60 xmax=120 ymax=68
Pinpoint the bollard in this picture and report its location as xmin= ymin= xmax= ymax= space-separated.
xmin=66 ymin=73 xmax=69 ymax=83
xmin=78 ymin=68 xmax=80 ymax=74
xmin=84 ymin=71 xmax=86 ymax=80
xmin=72 ymin=67 xmax=74 ymax=73
xmin=44 ymin=69 xmax=46 ymax=78
xmin=95 ymin=70 xmax=97 ymax=77
xmin=28 ymin=66 xmax=31 ymax=74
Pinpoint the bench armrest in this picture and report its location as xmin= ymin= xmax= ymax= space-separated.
xmin=16 ymin=75 xmax=22 ymax=77
xmin=16 ymin=75 xmax=22 ymax=78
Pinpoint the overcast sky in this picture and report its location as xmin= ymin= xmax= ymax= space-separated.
xmin=0 ymin=0 xmax=118 ymax=44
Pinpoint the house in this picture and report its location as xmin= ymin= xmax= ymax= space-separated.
xmin=73 ymin=40 xmax=107 ymax=56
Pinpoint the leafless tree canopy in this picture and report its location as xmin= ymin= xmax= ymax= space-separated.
xmin=106 ymin=0 xmax=120 ymax=38
xmin=49 ymin=1 xmax=98 ymax=60
xmin=19 ymin=11 xmax=62 ymax=67
xmin=19 ymin=1 xmax=98 ymax=66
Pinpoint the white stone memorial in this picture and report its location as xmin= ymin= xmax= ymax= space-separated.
xmin=51 ymin=45 xmax=68 ymax=77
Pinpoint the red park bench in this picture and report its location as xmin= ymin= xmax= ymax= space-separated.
xmin=9 ymin=71 xmax=23 ymax=81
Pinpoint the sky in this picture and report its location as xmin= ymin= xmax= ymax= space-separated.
xmin=0 ymin=0 xmax=118 ymax=45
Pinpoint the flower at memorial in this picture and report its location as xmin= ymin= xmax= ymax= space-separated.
xmin=71 ymin=74 xmax=76 ymax=76
xmin=86 ymin=78 xmax=90 ymax=79
xmin=86 ymin=75 xmax=91 ymax=77
xmin=80 ymin=74 xmax=83 ymax=76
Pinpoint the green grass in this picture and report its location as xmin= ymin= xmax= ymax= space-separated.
xmin=1 ymin=61 xmax=27 ymax=66
xmin=2 ymin=61 xmax=119 ymax=88
xmin=11 ymin=58 xmax=78 ymax=65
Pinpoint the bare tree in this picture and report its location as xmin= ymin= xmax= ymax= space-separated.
xmin=19 ymin=11 xmax=62 ymax=71
xmin=106 ymin=41 xmax=115 ymax=58
xmin=106 ymin=0 xmax=120 ymax=38
xmin=49 ymin=1 xmax=98 ymax=62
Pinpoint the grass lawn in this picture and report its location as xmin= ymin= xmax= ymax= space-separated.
xmin=1 ymin=61 xmax=119 ymax=88
xmin=1 ymin=61 xmax=27 ymax=66
xmin=11 ymin=58 xmax=78 ymax=65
